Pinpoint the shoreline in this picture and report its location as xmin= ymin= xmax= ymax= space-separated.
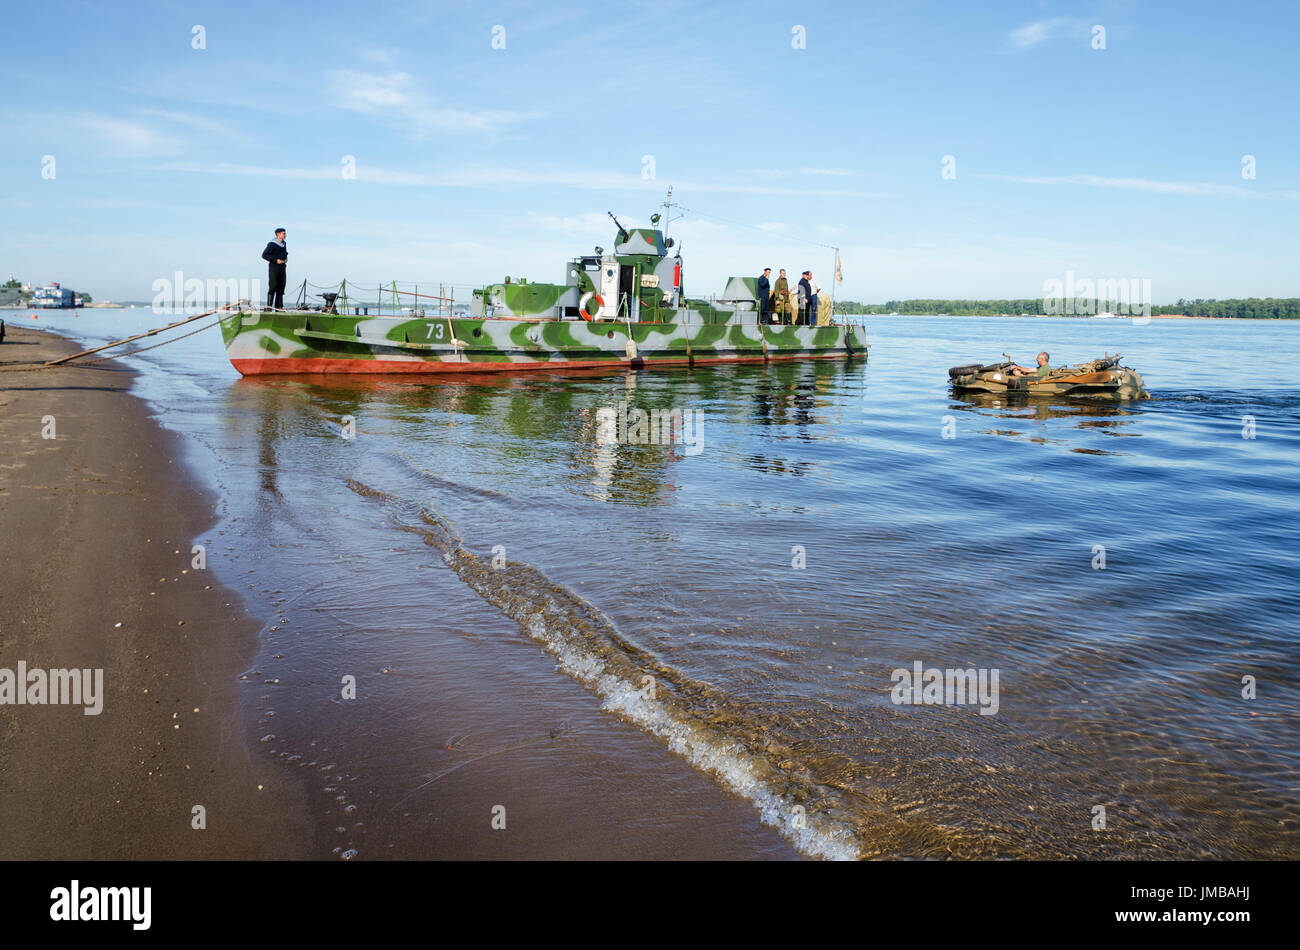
xmin=0 ymin=325 xmax=313 ymax=859
xmin=0 ymin=323 xmax=801 ymax=860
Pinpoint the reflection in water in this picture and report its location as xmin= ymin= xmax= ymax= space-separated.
xmin=235 ymin=361 xmax=855 ymax=508
xmin=950 ymin=391 xmax=1143 ymax=451
xmin=952 ymin=390 xmax=1143 ymax=423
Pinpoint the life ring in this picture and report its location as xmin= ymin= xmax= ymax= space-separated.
xmin=578 ymin=292 xmax=604 ymax=321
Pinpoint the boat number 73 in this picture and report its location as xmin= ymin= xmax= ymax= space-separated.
xmin=425 ymin=323 xmax=445 ymax=340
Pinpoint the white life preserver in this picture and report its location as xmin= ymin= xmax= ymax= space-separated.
xmin=578 ymin=292 xmax=604 ymax=321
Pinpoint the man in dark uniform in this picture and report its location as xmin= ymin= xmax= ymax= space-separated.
xmin=797 ymin=271 xmax=813 ymax=326
xmin=756 ymin=268 xmax=772 ymax=324
xmin=262 ymin=228 xmax=288 ymax=309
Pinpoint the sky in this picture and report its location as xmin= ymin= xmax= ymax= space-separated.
xmin=2 ymin=0 xmax=1297 ymax=304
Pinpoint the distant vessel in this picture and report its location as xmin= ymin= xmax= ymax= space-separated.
xmin=1092 ymin=311 xmax=1117 ymax=319
xmin=31 ymin=283 xmax=79 ymax=309
xmin=222 ymin=194 xmax=866 ymax=376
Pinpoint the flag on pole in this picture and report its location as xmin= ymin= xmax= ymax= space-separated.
xmin=834 ymin=252 xmax=843 ymax=284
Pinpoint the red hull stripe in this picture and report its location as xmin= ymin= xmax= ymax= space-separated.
xmin=230 ymin=353 xmax=847 ymax=376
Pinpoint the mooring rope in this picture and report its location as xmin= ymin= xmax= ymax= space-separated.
xmin=0 ymin=302 xmax=245 ymax=374
xmin=59 ymin=315 xmax=230 ymax=368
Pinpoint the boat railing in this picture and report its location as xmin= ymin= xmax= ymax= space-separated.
xmin=293 ymin=279 xmax=480 ymax=318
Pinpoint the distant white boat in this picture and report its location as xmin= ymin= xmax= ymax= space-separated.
xmin=1092 ymin=311 xmax=1117 ymax=319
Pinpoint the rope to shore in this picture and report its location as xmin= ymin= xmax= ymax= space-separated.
xmin=58 ymin=315 xmax=229 ymax=368
xmin=0 ymin=303 xmax=243 ymax=374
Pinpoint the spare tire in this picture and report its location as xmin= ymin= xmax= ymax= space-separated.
xmin=948 ymin=363 xmax=984 ymax=378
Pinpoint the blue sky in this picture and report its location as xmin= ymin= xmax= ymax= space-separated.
xmin=2 ymin=0 xmax=1297 ymax=303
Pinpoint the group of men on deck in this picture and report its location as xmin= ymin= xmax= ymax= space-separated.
xmin=755 ymin=268 xmax=822 ymax=326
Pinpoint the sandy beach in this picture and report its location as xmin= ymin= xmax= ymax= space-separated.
xmin=0 ymin=322 xmax=800 ymax=860
xmin=0 ymin=325 xmax=311 ymax=859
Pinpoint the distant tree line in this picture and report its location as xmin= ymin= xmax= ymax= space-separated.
xmin=836 ymin=299 xmax=1044 ymax=315
xmin=834 ymin=298 xmax=1300 ymax=318
xmin=1152 ymin=298 xmax=1299 ymax=318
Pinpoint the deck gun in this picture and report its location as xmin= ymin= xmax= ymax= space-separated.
xmin=607 ymin=211 xmax=630 ymax=245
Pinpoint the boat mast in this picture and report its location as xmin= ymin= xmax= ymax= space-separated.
xmin=660 ymin=186 xmax=682 ymax=243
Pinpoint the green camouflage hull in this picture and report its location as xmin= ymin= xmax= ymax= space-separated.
xmin=223 ymin=309 xmax=867 ymax=376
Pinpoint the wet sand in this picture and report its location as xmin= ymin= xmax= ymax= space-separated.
xmin=0 ymin=324 xmax=799 ymax=860
xmin=0 ymin=325 xmax=311 ymax=859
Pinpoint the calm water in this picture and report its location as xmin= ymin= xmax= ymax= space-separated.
xmin=25 ymin=310 xmax=1300 ymax=859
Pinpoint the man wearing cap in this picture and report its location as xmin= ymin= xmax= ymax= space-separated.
xmin=261 ymin=227 xmax=288 ymax=310
xmin=797 ymin=271 xmax=813 ymax=326
xmin=756 ymin=268 xmax=773 ymax=325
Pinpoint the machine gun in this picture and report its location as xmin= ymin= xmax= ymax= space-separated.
xmin=607 ymin=211 xmax=629 ymax=245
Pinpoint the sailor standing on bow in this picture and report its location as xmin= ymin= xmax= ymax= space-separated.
xmin=261 ymin=228 xmax=288 ymax=310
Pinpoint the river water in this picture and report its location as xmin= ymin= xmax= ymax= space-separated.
xmin=24 ymin=309 xmax=1300 ymax=859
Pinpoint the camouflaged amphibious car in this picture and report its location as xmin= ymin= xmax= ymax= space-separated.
xmin=948 ymin=355 xmax=1148 ymax=399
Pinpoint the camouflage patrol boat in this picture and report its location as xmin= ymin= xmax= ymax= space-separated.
xmin=222 ymin=202 xmax=866 ymax=376
xmin=948 ymin=355 xmax=1148 ymax=399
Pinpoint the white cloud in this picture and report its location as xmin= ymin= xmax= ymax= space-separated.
xmin=983 ymin=172 xmax=1295 ymax=200
xmin=799 ymin=167 xmax=864 ymax=177
xmin=15 ymin=107 xmax=250 ymax=158
xmin=525 ymin=212 xmax=620 ymax=236
xmin=1009 ymin=17 xmax=1090 ymax=49
xmin=77 ymin=116 xmax=182 ymax=157
xmin=327 ymin=69 xmax=543 ymax=137
xmin=153 ymin=161 xmax=338 ymax=180
xmin=148 ymin=160 xmax=890 ymax=198
xmin=136 ymin=107 xmax=244 ymax=142
xmin=746 ymin=167 xmax=865 ymax=181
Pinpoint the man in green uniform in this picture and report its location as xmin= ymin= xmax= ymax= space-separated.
xmin=772 ymin=269 xmax=791 ymax=325
xmin=1009 ymin=351 xmax=1052 ymax=377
